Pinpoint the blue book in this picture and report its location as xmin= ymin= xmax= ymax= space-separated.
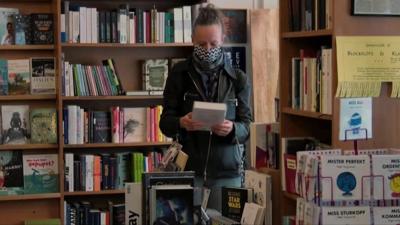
xmin=0 ymin=59 xmax=8 ymax=95
xmin=116 ymin=152 xmax=129 ymax=189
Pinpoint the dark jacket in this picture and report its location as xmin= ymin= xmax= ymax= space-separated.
xmin=159 ymin=56 xmax=252 ymax=178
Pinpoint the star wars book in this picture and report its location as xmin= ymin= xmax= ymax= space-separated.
xmin=221 ymin=186 xmax=253 ymax=222
xmin=7 ymin=59 xmax=30 ymax=95
xmin=122 ymin=107 xmax=146 ymax=143
xmin=23 ymin=154 xmax=58 ymax=194
xmin=30 ymin=108 xmax=57 ymax=144
xmin=0 ymin=151 xmax=23 ymax=195
xmin=1 ymin=105 xmax=30 ymax=144
xmin=30 ymin=57 xmax=56 ymax=94
xmin=320 ymin=155 xmax=371 ymax=203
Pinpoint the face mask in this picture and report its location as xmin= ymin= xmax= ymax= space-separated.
xmin=194 ymin=45 xmax=223 ymax=63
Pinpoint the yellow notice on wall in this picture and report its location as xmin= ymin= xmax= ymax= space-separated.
xmin=336 ymin=36 xmax=400 ymax=98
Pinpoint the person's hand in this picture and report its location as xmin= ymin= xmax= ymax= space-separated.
xmin=179 ymin=112 xmax=204 ymax=131
xmin=211 ymin=120 xmax=233 ymax=136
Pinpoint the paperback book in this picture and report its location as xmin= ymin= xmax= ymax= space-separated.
xmin=23 ymin=154 xmax=58 ymax=194
xmin=7 ymin=59 xmax=30 ymax=95
xmin=1 ymin=105 xmax=30 ymax=144
xmin=30 ymin=108 xmax=57 ymax=144
xmin=0 ymin=151 xmax=23 ymax=195
xmin=30 ymin=57 xmax=56 ymax=94
xmin=0 ymin=8 xmax=19 ymax=45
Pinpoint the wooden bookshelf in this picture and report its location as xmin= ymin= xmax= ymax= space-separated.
xmin=64 ymin=142 xmax=172 ymax=149
xmin=62 ymin=95 xmax=163 ymax=101
xmin=62 ymin=43 xmax=193 ymax=48
xmin=0 ymin=193 xmax=61 ymax=202
xmin=63 ymin=190 xmax=124 ymax=196
xmin=0 ymin=144 xmax=58 ymax=150
xmin=0 ymin=45 xmax=55 ymax=50
xmin=0 ymin=95 xmax=56 ymax=101
xmin=279 ymin=0 xmax=400 ymax=223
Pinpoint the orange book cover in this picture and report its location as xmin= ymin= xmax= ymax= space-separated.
xmin=94 ymin=155 xmax=101 ymax=191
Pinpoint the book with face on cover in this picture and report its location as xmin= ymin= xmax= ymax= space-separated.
xmin=0 ymin=8 xmax=19 ymax=45
xmin=192 ymin=101 xmax=227 ymax=131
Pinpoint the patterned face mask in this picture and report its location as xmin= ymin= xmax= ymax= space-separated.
xmin=193 ymin=45 xmax=223 ymax=63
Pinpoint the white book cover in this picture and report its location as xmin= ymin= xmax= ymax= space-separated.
xmin=320 ymin=155 xmax=371 ymax=202
xmin=64 ymin=61 xmax=70 ymax=96
xmin=68 ymin=11 xmax=73 ymax=42
xmin=100 ymin=211 xmax=106 ymax=225
xmin=72 ymin=11 xmax=79 ymax=43
xmin=85 ymin=154 xmax=94 ymax=191
xmin=240 ymin=202 xmax=265 ymax=225
xmin=61 ymin=14 xmax=65 ymax=36
xmin=321 ymin=48 xmax=332 ymax=114
xmin=303 ymin=201 xmax=314 ymax=225
xmin=1 ymin=105 xmax=30 ymax=144
xmin=129 ymin=12 xmax=135 ymax=44
xmin=91 ymin=8 xmax=97 ymax=43
xmin=373 ymin=207 xmax=400 ymax=225
xmin=30 ymin=57 xmax=56 ymax=94
xmin=182 ymin=6 xmax=192 ymax=43
xmin=192 ymin=101 xmax=227 ymax=131
xmin=86 ymin=7 xmax=92 ymax=44
xmin=68 ymin=64 xmax=74 ymax=96
xmin=79 ymin=7 xmax=87 ymax=43
xmin=372 ymin=154 xmax=400 ymax=201
xmin=119 ymin=11 xmax=127 ymax=44
xmin=67 ymin=105 xmax=77 ymax=144
xmin=123 ymin=107 xmax=146 ymax=143
xmin=125 ymin=182 xmax=142 ymax=225
xmin=295 ymin=198 xmax=305 ymax=225
xmin=321 ymin=206 xmax=371 ymax=225
xmin=339 ymin=97 xmax=372 ymax=141
xmin=173 ymin=7 xmax=183 ymax=43
xmin=143 ymin=59 xmax=168 ymax=91
xmin=65 ymin=153 xmax=74 ymax=192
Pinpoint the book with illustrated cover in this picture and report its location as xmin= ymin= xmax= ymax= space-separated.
xmin=149 ymin=185 xmax=194 ymax=225
xmin=8 ymin=59 xmax=30 ymax=95
xmin=339 ymin=97 xmax=372 ymax=141
xmin=1 ymin=105 xmax=30 ymax=144
xmin=30 ymin=108 xmax=57 ymax=144
xmin=14 ymin=14 xmax=32 ymax=45
xmin=373 ymin=207 xmax=400 ymax=225
xmin=122 ymin=107 xmax=146 ymax=143
xmin=30 ymin=57 xmax=56 ymax=94
xmin=31 ymin=13 xmax=54 ymax=44
xmin=372 ymin=154 xmax=400 ymax=201
xmin=0 ymin=8 xmax=19 ymax=45
xmin=321 ymin=206 xmax=370 ymax=225
xmin=220 ymin=9 xmax=247 ymax=44
xmin=221 ymin=186 xmax=253 ymax=222
xmin=23 ymin=154 xmax=58 ymax=194
xmin=92 ymin=111 xmax=111 ymax=143
xmin=240 ymin=202 xmax=265 ymax=225
xmin=142 ymin=59 xmax=168 ymax=91
xmin=0 ymin=59 xmax=7 ymax=95
xmin=223 ymin=46 xmax=246 ymax=73
xmin=0 ymin=151 xmax=23 ymax=195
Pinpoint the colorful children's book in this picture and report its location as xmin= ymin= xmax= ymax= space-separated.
xmin=7 ymin=59 xmax=30 ymax=95
xmin=30 ymin=108 xmax=57 ymax=144
xmin=339 ymin=97 xmax=372 ymax=141
xmin=321 ymin=206 xmax=371 ymax=225
xmin=23 ymin=154 xmax=58 ymax=194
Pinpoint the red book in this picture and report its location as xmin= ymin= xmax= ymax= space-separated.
xmin=111 ymin=106 xmax=120 ymax=143
xmin=284 ymin=153 xmax=297 ymax=194
xmin=94 ymin=155 xmax=101 ymax=191
xmin=119 ymin=109 xmax=124 ymax=143
xmin=146 ymin=11 xmax=151 ymax=44
xmin=146 ymin=107 xmax=151 ymax=142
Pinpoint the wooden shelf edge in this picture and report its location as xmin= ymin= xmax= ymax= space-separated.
xmin=63 ymin=190 xmax=124 ymax=196
xmin=0 ymin=144 xmax=58 ymax=150
xmin=281 ymin=107 xmax=332 ymax=120
xmin=0 ymin=95 xmax=56 ymax=101
xmin=62 ymin=95 xmax=163 ymax=101
xmin=283 ymin=191 xmax=300 ymax=201
xmin=0 ymin=193 xmax=60 ymax=202
xmin=64 ymin=142 xmax=172 ymax=149
xmin=62 ymin=43 xmax=193 ymax=48
xmin=282 ymin=29 xmax=333 ymax=38
xmin=0 ymin=45 xmax=54 ymax=50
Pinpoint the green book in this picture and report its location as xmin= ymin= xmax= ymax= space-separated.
xmin=24 ymin=218 xmax=61 ymax=225
xmin=72 ymin=64 xmax=81 ymax=96
xmin=30 ymin=108 xmax=57 ymax=144
xmin=23 ymin=154 xmax=59 ymax=194
xmin=165 ymin=12 xmax=174 ymax=43
xmin=116 ymin=152 xmax=129 ymax=189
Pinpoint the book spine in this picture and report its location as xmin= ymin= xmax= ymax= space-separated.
xmin=79 ymin=7 xmax=87 ymax=43
xmin=182 ymin=6 xmax=192 ymax=43
xmin=65 ymin=153 xmax=74 ymax=192
xmin=173 ymin=8 xmax=183 ymax=43
xmin=111 ymin=106 xmax=120 ymax=143
xmin=94 ymin=155 xmax=101 ymax=191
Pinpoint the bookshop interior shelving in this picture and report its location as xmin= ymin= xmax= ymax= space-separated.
xmin=279 ymin=0 xmax=400 ymax=223
xmin=0 ymin=0 xmax=207 ymax=224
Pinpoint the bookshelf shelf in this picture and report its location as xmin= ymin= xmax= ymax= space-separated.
xmin=0 ymin=144 xmax=58 ymax=150
xmin=64 ymin=142 xmax=172 ymax=149
xmin=281 ymin=29 xmax=333 ymax=38
xmin=62 ymin=95 xmax=163 ymax=101
xmin=0 ymin=193 xmax=60 ymax=202
xmin=63 ymin=190 xmax=124 ymax=196
xmin=283 ymin=192 xmax=299 ymax=201
xmin=62 ymin=43 xmax=193 ymax=48
xmin=281 ymin=107 xmax=332 ymax=121
xmin=0 ymin=45 xmax=54 ymax=51
xmin=0 ymin=95 xmax=56 ymax=101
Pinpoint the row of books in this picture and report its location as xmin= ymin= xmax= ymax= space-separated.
xmin=294 ymin=200 xmax=400 ymax=225
xmin=64 ymin=201 xmax=124 ymax=225
xmin=0 ymin=106 xmax=57 ymax=145
xmin=0 ymin=151 xmax=58 ymax=195
xmin=61 ymin=2 xmax=193 ymax=44
xmin=63 ymin=105 xmax=170 ymax=145
xmin=0 ymin=8 xmax=53 ymax=45
xmin=0 ymin=58 xmax=56 ymax=95
xmin=291 ymin=48 xmax=332 ymax=114
xmin=292 ymin=148 xmax=400 ymax=207
xmin=64 ymin=151 xmax=161 ymax=192
xmin=288 ymin=0 xmax=332 ymax=32
xmin=62 ymin=58 xmax=124 ymax=97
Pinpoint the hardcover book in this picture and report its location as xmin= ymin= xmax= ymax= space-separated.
xmin=373 ymin=206 xmax=400 ymax=225
xmin=223 ymin=47 xmax=246 ymax=73
xmin=321 ymin=206 xmax=371 ymax=225
xmin=0 ymin=59 xmax=7 ymax=95
xmin=30 ymin=108 xmax=57 ymax=144
xmin=0 ymin=8 xmax=19 ymax=45
xmin=14 ymin=14 xmax=32 ymax=45
xmin=0 ymin=151 xmax=23 ymax=194
xmin=192 ymin=101 xmax=227 ymax=130
xmin=30 ymin=57 xmax=56 ymax=94
xmin=92 ymin=111 xmax=111 ymax=143
xmin=31 ymin=13 xmax=54 ymax=44
xmin=1 ymin=105 xmax=30 ymax=144
xmin=7 ymin=59 xmax=30 ymax=95
xmin=23 ymin=154 xmax=58 ymax=194
xmin=142 ymin=59 xmax=168 ymax=91
xmin=122 ymin=107 xmax=146 ymax=143
xmin=221 ymin=186 xmax=253 ymax=222
xmin=372 ymin=154 xmax=400 ymax=201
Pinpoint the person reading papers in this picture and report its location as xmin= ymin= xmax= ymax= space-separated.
xmin=159 ymin=4 xmax=252 ymax=212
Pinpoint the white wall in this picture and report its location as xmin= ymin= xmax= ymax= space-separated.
xmin=208 ymin=0 xmax=278 ymax=9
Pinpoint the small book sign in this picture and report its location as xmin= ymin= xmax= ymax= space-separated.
xmin=192 ymin=101 xmax=226 ymax=131
xmin=339 ymin=97 xmax=372 ymax=141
